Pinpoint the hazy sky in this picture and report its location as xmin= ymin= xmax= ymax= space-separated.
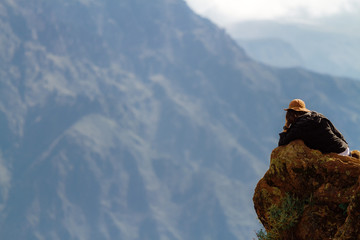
xmin=185 ymin=0 xmax=360 ymax=26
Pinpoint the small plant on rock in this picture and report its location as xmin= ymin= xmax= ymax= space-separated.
xmin=256 ymin=193 xmax=305 ymax=240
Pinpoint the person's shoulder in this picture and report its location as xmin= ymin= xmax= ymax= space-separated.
xmin=311 ymin=111 xmax=331 ymax=122
xmin=307 ymin=111 xmax=328 ymax=120
xmin=296 ymin=111 xmax=321 ymax=125
xmin=298 ymin=111 xmax=314 ymax=120
xmin=311 ymin=111 xmax=325 ymax=117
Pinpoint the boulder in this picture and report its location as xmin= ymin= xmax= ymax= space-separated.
xmin=253 ymin=140 xmax=360 ymax=240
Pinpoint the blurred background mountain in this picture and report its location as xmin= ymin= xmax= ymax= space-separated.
xmin=228 ymin=18 xmax=360 ymax=80
xmin=0 ymin=0 xmax=360 ymax=239
xmin=185 ymin=0 xmax=360 ymax=80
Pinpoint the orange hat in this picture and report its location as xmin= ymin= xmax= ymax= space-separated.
xmin=284 ymin=99 xmax=310 ymax=112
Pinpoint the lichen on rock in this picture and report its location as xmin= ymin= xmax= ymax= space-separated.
xmin=253 ymin=140 xmax=360 ymax=240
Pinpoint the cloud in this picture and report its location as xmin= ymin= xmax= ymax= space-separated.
xmin=0 ymin=152 xmax=11 ymax=208
xmin=185 ymin=0 xmax=360 ymax=25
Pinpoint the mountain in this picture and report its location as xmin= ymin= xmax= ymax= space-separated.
xmin=235 ymin=38 xmax=304 ymax=68
xmin=1 ymin=0 xmax=360 ymax=239
xmin=228 ymin=20 xmax=360 ymax=80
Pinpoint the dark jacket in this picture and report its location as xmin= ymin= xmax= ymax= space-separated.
xmin=279 ymin=111 xmax=348 ymax=154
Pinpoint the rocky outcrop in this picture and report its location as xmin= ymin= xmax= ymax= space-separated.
xmin=253 ymin=140 xmax=360 ymax=240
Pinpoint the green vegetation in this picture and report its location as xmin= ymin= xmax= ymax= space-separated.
xmin=256 ymin=193 xmax=305 ymax=240
xmin=338 ymin=203 xmax=349 ymax=216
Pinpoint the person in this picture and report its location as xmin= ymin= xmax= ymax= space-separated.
xmin=278 ymin=99 xmax=350 ymax=156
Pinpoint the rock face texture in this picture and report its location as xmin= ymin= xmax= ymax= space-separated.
xmin=253 ymin=140 xmax=360 ymax=240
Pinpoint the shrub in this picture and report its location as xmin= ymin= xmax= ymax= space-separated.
xmin=256 ymin=193 xmax=305 ymax=240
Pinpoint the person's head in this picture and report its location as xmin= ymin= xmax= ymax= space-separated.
xmin=286 ymin=109 xmax=308 ymax=123
xmin=284 ymin=99 xmax=310 ymax=123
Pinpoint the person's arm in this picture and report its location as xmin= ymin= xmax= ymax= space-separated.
xmin=283 ymin=119 xmax=291 ymax=132
xmin=278 ymin=123 xmax=303 ymax=146
xmin=326 ymin=119 xmax=348 ymax=144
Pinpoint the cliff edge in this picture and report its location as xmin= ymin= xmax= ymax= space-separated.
xmin=253 ymin=140 xmax=360 ymax=240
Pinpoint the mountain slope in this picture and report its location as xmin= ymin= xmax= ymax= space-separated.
xmin=1 ymin=0 xmax=360 ymax=240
